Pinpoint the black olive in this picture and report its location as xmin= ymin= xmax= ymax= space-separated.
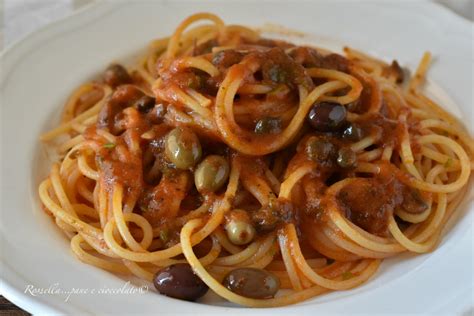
xmin=103 ymin=64 xmax=132 ymax=88
xmin=134 ymin=95 xmax=155 ymax=113
xmin=153 ymin=263 xmax=208 ymax=301
xmin=223 ymin=268 xmax=280 ymax=299
xmin=254 ymin=117 xmax=282 ymax=134
xmin=342 ymin=124 xmax=364 ymax=141
xmin=337 ymin=147 xmax=357 ymax=168
xmin=306 ymin=137 xmax=337 ymax=163
xmin=307 ymin=102 xmax=347 ymax=132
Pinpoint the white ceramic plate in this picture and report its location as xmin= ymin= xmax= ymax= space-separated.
xmin=1 ymin=1 xmax=473 ymax=314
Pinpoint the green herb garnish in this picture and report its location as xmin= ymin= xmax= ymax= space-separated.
xmin=159 ymin=229 xmax=169 ymax=243
xmin=103 ymin=143 xmax=116 ymax=149
xmin=342 ymin=271 xmax=354 ymax=280
xmin=444 ymin=158 xmax=453 ymax=168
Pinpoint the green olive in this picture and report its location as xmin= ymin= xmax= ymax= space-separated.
xmin=165 ymin=127 xmax=202 ymax=169
xmin=194 ymin=155 xmax=230 ymax=193
xmin=337 ymin=147 xmax=357 ymax=168
xmin=222 ymin=268 xmax=280 ymax=299
xmin=225 ymin=210 xmax=256 ymax=245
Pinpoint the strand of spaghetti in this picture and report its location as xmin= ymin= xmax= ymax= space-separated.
xmin=409 ymin=52 xmax=431 ymax=91
xmin=396 ymin=206 xmax=431 ymax=224
xmin=421 ymin=146 xmax=461 ymax=168
xmin=59 ymin=143 xmax=85 ymax=175
xmin=76 ymin=179 xmax=94 ymax=204
xmin=213 ymin=228 xmax=242 ymax=254
xmin=278 ymin=230 xmax=303 ymax=291
xmin=40 ymin=86 xmax=112 ymax=141
xmin=279 ymin=165 xmax=313 ymax=199
xmin=61 ymin=83 xmax=98 ymax=122
xmin=181 ymin=218 xmax=329 ymax=307
xmin=172 ymin=85 xmax=214 ymax=118
xmin=350 ymin=131 xmax=380 ymax=153
xmin=71 ymin=234 xmax=130 ymax=274
xmin=58 ymin=135 xmax=85 ymax=153
xmin=98 ymin=183 xmax=108 ymax=229
xmin=238 ymin=84 xmax=273 ymax=94
xmin=103 ymin=164 xmax=239 ymax=262
xmin=420 ymin=119 xmax=474 ymax=154
xmin=400 ymin=113 xmax=423 ymax=179
xmin=285 ymin=223 xmax=381 ymax=290
xmin=65 ymin=166 xmax=82 ymax=204
xmin=387 ymin=216 xmax=437 ymax=253
xmin=77 ymin=154 xmax=99 ymax=180
xmin=382 ymin=146 xmax=393 ymax=161
xmin=72 ymin=203 xmax=99 ymax=220
xmin=265 ymin=168 xmax=281 ymax=195
xmin=185 ymin=88 xmax=212 ymax=107
xmin=178 ymin=57 xmax=219 ymax=77
xmin=358 ymin=148 xmax=383 ymax=162
xmin=208 ymin=243 xmax=278 ymax=276
xmin=354 ymin=162 xmax=380 ymax=174
xmin=403 ymin=135 xmax=470 ymax=193
xmin=39 ymin=179 xmax=103 ymax=239
xmin=322 ymin=224 xmax=392 ymax=259
xmin=306 ymin=68 xmax=363 ymax=105
xmin=50 ymin=164 xmax=77 ymax=217
xmin=328 ymin=208 xmax=405 ymax=253
xmin=212 ymin=238 xmax=261 ymax=266
xmin=111 ymin=184 xmax=153 ymax=251
xmin=123 ymin=260 xmax=154 ymax=281
xmin=267 ymin=258 xmax=326 ymax=271
xmin=166 ymin=13 xmax=224 ymax=59
xmin=215 ymin=61 xmax=347 ymax=155
xmin=238 ymin=233 xmax=276 ymax=267
xmin=403 ymin=169 xmax=448 ymax=242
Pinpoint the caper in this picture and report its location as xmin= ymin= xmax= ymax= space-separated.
xmin=305 ymin=136 xmax=336 ymax=162
xmin=254 ymin=117 xmax=282 ymax=134
xmin=342 ymin=123 xmax=364 ymax=141
xmin=194 ymin=155 xmax=230 ymax=193
xmin=153 ymin=263 xmax=208 ymax=301
xmin=337 ymin=147 xmax=357 ymax=168
xmin=165 ymin=127 xmax=202 ymax=169
xmin=307 ymin=102 xmax=347 ymax=132
xmin=222 ymin=268 xmax=280 ymax=299
xmin=225 ymin=209 xmax=256 ymax=245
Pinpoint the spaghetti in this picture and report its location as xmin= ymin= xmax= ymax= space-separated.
xmin=39 ymin=13 xmax=473 ymax=306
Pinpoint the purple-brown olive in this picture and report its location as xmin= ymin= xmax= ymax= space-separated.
xmin=342 ymin=124 xmax=364 ymax=141
xmin=134 ymin=95 xmax=155 ymax=113
xmin=223 ymin=268 xmax=280 ymax=299
xmin=308 ymin=102 xmax=347 ymax=132
xmin=103 ymin=64 xmax=132 ymax=88
xmin=153 ymin=263 xmax=208 ymax=301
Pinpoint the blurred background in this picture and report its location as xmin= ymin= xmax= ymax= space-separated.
xmin=1 ymin=0 xmax=473 ymax=51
